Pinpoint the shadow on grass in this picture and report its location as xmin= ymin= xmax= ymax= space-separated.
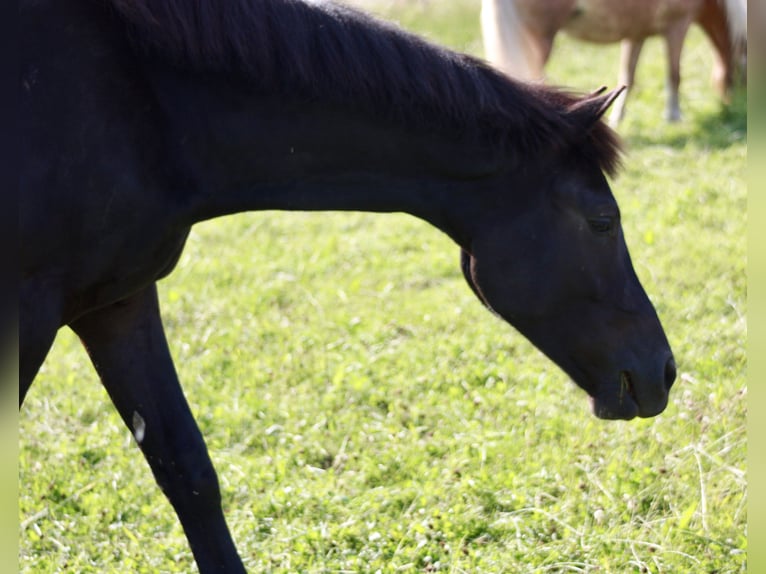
xmin=626 ymin=86 xmax=747 ymax=151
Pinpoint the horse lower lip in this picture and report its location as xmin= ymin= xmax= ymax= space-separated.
xmin=590 ymin=393 xmax=638 ymax=420
xmin=589 ymin=371 xmax=640 ymax=420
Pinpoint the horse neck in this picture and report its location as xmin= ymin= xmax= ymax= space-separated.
xmin=153 ymin=68 xmax=502 ymax=249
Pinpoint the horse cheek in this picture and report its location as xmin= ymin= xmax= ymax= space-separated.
xmin=472 ymin=235 xmax=551 ymax=320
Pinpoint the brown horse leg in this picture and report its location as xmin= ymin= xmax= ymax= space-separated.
xmin=696 ymin=0 xmax=734 ymax=100
xmin=70 ymin=284 xmax=246 ymax=574
xmin=609 ymin=38 xmax=644 ymax=127
xmin=664 ymin=19 xmax=693 ymax=122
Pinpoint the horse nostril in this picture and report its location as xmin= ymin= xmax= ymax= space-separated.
xmin=664 ymin=357 xmax=677 ymax=390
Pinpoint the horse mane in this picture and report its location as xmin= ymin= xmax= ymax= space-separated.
xmin=108 ymin=0 xmax=622 ymax=176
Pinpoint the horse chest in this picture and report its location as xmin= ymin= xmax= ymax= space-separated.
xmin=23 ymin=193 xmax=191 ymax=323
xmin=68 ymin=220 xmax=191 ymax=319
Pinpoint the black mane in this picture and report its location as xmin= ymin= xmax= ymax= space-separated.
xmin=110 ymin=0 xmax=622 ymax=175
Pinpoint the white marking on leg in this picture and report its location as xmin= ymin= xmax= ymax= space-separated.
xmin=132 ymin=411 xmax=146 ymax=444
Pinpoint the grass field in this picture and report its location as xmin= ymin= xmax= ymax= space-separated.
xmin=19 ymin=1 xmax=747 ymax=572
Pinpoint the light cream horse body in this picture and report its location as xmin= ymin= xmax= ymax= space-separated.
xmin=481 ymin=0 xmax=746 ymax=125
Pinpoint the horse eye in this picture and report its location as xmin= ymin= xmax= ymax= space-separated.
xmin=588 ymin=216 xmax=614 ymax=235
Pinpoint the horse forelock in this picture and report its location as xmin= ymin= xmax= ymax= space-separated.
xmin=108 ymin=0 xmax=622 ymax=176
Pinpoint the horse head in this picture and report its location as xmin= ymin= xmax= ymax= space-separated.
xmin=460 ymin=88 xmax=675 ymax=420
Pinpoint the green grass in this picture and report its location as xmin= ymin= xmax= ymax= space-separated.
xmin=19 ymin=1 xmax=746 ymax=572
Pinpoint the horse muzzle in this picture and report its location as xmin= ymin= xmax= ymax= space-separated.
xmin=591 ymin=355 xmax=676 ymax=420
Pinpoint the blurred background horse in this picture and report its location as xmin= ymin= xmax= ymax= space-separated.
xmin=481 ymin=0 xmax=747 ymax=125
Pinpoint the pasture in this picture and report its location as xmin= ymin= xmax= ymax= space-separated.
xmin=19 ymin=0 xmax=746 ymax=572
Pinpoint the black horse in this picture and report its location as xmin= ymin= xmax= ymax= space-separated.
xmin=20 ymin=0 xmax=676 ymax=571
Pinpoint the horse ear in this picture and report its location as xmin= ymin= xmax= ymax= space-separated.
xmin=587 ymin=85 xmax=609 ymax=98
xmin=567 ymin=86 xmax=626 ymax=129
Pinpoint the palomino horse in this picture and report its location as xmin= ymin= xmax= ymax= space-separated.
xmin=21 ymin=0 xmax=675 ymax=571
xmin=481 ymin=0 xmax=747 ymax=125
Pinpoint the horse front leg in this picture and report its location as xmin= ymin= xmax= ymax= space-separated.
xmin=609 ymin=38 xmax=643 ymax=127
xmin=664 ymin=19 xmax=693 ymax=122
xmin=70 ymin=284 xmax=246 ymax=574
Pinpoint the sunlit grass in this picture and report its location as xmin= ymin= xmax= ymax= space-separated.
xmin=20 ymin=1 xmax=746 ymax=572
